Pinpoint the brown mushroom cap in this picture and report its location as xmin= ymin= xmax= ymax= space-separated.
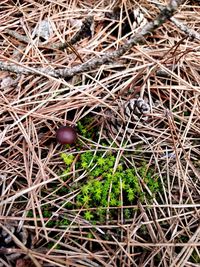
xmin=56 ymin=126 xmax=77 ymax=145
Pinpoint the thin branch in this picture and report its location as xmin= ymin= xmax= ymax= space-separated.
xmin=0 ymin=0 xmax=185 ymax=79
xmin=152 ymin=0 xmax=200 ymax=40
xmin=5 ymin=16 xmax=94 ymax=51
xmin=0 ymin=61 xmax=59 ymax=78
xmin=170 ymin=17 xmax=200 ymax=40
xmin=5 ymin=29 xmax=30 ymax=44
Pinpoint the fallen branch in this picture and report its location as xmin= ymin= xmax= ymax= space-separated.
xmin=152 ymin=0 xmax=200 ymax=40
xmin=170 ymin=17 xmax=200 ymax=40
xmin=0 ymin=0 xmax=185 ymax=79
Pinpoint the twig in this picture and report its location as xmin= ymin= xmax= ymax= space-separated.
xmin=152 ymin=0 xmax=200 ymax=40
xmin=0 ymin=61 xmax=59 ymax=77
xmin=0 ymin=0 xmax=185 ymax=79
xmin=5 ymin=16 xmax=94 ymax=50
xmin=170 ymin=17 xmax=200 ymax=40
xmin=4 ymin=31 xmax=84 ymax=63
xmin=5 ymin=29 xmax=29 ymax=43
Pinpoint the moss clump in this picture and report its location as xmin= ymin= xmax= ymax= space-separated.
xmin=60 ymin=149 xmax=160 ymax=222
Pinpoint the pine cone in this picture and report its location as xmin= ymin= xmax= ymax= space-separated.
xmin=104 ymin=97 xmax=150 ymax=141
xmin=105 ymin=7 xmax=147 ymax=37
xmin=0 ymin=222 xmax=32 ymax=266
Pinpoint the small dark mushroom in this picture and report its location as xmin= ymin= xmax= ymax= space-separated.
xmin=56 ymin=126 xmax=77 ymax=145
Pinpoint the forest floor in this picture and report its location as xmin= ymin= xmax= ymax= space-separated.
xmin=0 ymin=0 xmax=200 ymax=266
